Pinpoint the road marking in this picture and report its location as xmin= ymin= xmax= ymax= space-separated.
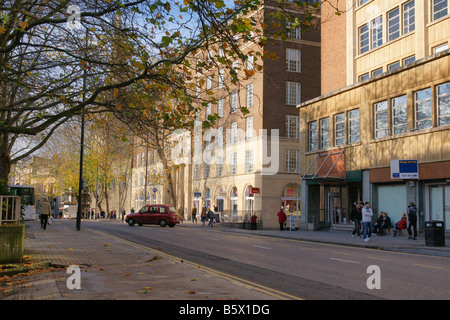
xmin=252 ymin=245 xmax=272 ymax=250
xmin=205 ymin=237 xmax=219 ymax=241
xmin=92 ymin=230 xmax=302 ymax=300
xmin=176 ymin=232 xmax=186 ymax=236
xmin=332 ymin=251 xmax=350 ymax=256
xmin=330 ymin=257 xmax=360 ymax=264
xmin=413 ymin=263 xmax=443 ymax=270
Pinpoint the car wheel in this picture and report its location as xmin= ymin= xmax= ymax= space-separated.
xmin=128 ymin=219 xmax=135 ymax=226
xmin=159 ymin=220 xmax=167 ymax=227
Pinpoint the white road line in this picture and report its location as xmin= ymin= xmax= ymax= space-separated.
xmin=205 ymin=237 xmax=219 ymax=241
xmin=330 ymin=257 xmax=360 ymax=264
xmin=253 ymin=245 xmax=272 ymax=250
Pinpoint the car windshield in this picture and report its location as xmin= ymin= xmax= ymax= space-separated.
xmin=169 ymin=207 xmax=176 ymax=213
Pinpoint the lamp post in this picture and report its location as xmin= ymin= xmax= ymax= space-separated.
xmin=76 ymin=28 xmax=88 ymax=231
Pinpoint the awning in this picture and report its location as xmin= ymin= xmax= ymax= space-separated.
xmin=302 ymin=150 xmax=345 ymax=182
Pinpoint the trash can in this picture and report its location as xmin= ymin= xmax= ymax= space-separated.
xmin=424 ymin=221 xmax=445 ymax=247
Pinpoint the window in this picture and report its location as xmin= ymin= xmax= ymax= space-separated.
xmin=359 ymin=23 xmax=370 ymax=54
xmin=206 ymin=103 xmax=211 ymax=119
xmin=286 ymin=48 xmax=301 ymax=72
xmin=246 ymin=54 xmax=254 ymax=70
xmin=388 ymin=61 xmax=401 ymax=71
xmin=359 ymin=0 xmax=369 ymax=5
xmin=372 ymin=67 xmax=383 ymax=77
xmin=432 ymin=0 xmax=448 ymax=20
xmin=415 ymin=88 xmax=432 ymax=130
xmin=403 ymin=0 xmax=415 ymax=34
xmin=246 ymin=117 xmax=253 ymax=140
xmin=194 ymin=164 xmax=200 ymax=179
xmin=359 ymin=73 xmax=370 ymax=81
xmin=246 ymin=150 xmax=253 ymax=173
xmin=232 ymin=60 xmax=239 ymax=70
xmin=372 ymin=16 xmax=383 ymax=49
xmin=287 ymin=22 xmax=301 ymax=40
xmin=286 ymin=115 xmax=300 ymax=139
xmin=388 ymin=8 xmax=400 ymax=41
xmin=308 ymin=121 xmax=318 ymax=151
xmin=403 ymin=55 xmax=415 ymax=65
xmin=217 ymin=156 xmax=223 ymax=177
xmin=286 ymin=149 xmax=300 ymax=173
xmin=320 ymin=118 xmax=330 ymax=149
xmin=334 ymin=113 xmax=346 ymax=146
xmin=135 ymin=173 xmax=138 ymax=187
xmin=231 ymin=152 xmax=237 ymax=175
xmin=204 ymin=164 xmax=210 ymax=178
xmin=136 ymin=154 xmax=140 ymax=167
xmin=206 ymin=76 xmax=212 ymax=90
xmin=348 ymin=109 xmax=360 ymax=143
xmin=375 ymin=100 xmax=389 ymax=138
xmin=217 ymin=126 xmax=223 ymax=148
xmin=246 ymin=84 xmax=253 ymax=107
xmin=286 ymin=81 xmax=301 ymax=105
xmin=231 ymin=91 xmax=238 ymax=112
xmin=218 ymin=69 xmax=224 ymax=89
xmin=433 ymin=43 xmax=448 ymax=54
xmin=231 ymin=122 xmax=237 ymax=144
xmin=218 ymin=98 xmax=224 ymax=117
xmin=437 ymin=82 xmax=450 ymax=126
xmin=392 ymin=95 xmax=408 ymax=135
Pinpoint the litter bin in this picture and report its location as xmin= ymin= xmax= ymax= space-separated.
xmin=424 ymin=221 xmax=445 ymax=247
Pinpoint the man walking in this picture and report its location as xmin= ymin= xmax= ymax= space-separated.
xmin=350 ymin=202 xmax=362 ymax=238
xmin=39 ymin=198 xmax=52 ymax=230
xmin=407 ymin=202 xmax=418 ymax=240
xmin=361 ymin=202 xmax=373 ymax=242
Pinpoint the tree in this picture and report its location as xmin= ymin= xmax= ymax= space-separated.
xmin=0 ymin=0 xmax=321 ymax=188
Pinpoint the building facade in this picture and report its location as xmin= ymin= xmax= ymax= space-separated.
xmin=299 ymin=0 xmax=450 ymax=231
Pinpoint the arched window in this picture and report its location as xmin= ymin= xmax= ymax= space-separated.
xmin=282 ymin=184 xmax=301 ymax=218
xmin=230 ymin=187 xmax=238 ymax=217
xmin=245 ymin=185 xmax=254 ymax=217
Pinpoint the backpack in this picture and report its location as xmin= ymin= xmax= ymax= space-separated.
xmin=408 ymin=205 xmax=417 ymax=219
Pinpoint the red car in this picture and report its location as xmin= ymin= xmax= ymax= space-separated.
xmin=126 ymin=205 xmax=180 ymax=227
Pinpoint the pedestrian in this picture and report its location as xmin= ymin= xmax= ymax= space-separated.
xmin=178 ymin=207 xmax=184 ymax=223
xmin=191 ymin=206 xmax=197 ymax=223
xmin=392 ymin=212 xmax=407 ymax=237
xmin=130 ymin=207 xmax=135 ymax=214
xmin=406 ymin=202 xmax=418 ymax=240
xmin=121 ymin=209 xmax=126 ymax=221
xmin=378 ymin=212 xmax=392 ymax=236
xmin=361 ymin=202 xmax=373 ymax=242
xmin=39 ymin=198 xmax=52 ymax=230
xmin=250 ymin=213 xmax=258 ymax=230
xmin=350 ymin=202 xmax=362 ymax=238
xmin=277 ymin=207 xmax=287 ymax=231
xmin=372 ymin=211 xmax=384 ymax=235
xmin=207 ymin=207 xmax=215 ymax=227
xmin=201 ymin=207 xmax=207 ymax=226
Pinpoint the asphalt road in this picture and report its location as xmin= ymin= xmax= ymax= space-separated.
xmin=85 ymin=221 xmax=450 ymax=300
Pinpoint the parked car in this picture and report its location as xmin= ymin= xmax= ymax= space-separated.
xmin=126 ymin=204 xmax=180 ymax=227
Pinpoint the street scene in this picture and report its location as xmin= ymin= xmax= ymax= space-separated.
xmin=1 ymin=0 xmax=450 ymax=307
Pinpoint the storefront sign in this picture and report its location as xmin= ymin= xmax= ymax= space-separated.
xmin=194 ymin=192 xmax=201 ymax=198
xmin=286 ymin=188 xmax=295 ymax=197
xmin=250 ymin=187 xmax=260 ymax=194
xmin=390 ymin=160 xmax=419 ymax=179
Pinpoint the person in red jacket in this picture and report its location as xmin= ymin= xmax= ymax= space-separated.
xmin=392 ymin=212 xmax=407 ymax=237
xmin=250 ymin=213 xmax=258 ymax=230
xmin=277 ymin=207 xmax=287 ymax=231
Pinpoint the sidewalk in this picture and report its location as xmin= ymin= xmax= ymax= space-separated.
xmin=0 ymin=220 xmax=277 ymax=300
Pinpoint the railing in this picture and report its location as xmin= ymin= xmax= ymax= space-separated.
xmin=0 ymin=195 xmax=22 ymax=224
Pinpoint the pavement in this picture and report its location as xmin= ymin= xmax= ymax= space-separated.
xmin=1 ymin=218 xmax=449 ymax=301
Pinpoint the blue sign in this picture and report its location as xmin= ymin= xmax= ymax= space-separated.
xmin=153 ymin=188 xmax=157 ymax=193
xmin=194 ymin=192 xmax=201 ymax=198
xmin=391 ymin=160 xmax=418 ymax=179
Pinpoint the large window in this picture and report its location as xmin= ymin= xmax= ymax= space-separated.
xmin=392 ymin=95 xmax=408 ymax=135
xmin=415 ymin=88 xmax=432 ymax=130
xmin=231 ymin=91 xmax=238 ymax=113
xmin=372 ymin=16 xmax=383 ymax=49
xmin=286 ymin=115 xmax=300 ymax=139
xmin=246 ymin=117 xmax=253 ymax=140
xmin=246 ymin=150 xmax=253 ymax=173
xmin=231 ymin=152 xmax=237 ymax=175
xmin=403 ymin=0 xmax=415 ymax=34
xmin=320 ymin=118 xmax=330 ymax=149
xmin=286 ymin=149 xmax=300 ymax=173
xmin=286 ymin=48 xmax=301 ymax=72
xmin=359 ymin=23 xmax=370 ymax=54
xmin=308 ymin=121 xmax=318 ymax=151
xmin=375 ymin=100 xmax=389 ymax=138
xmin=231 ymin=122 xmax=237 ymax=144
xmin=437 ymin=82 xmax=450 ymax=126
xmin=218 ymin=98 xmax=224 ymax=117
xmin=433 ymin=0 xmax=448 ymax=20
xmin=334 ymin=113 xmax=346 ymax=146
xmin=388 ymin=8 xmax=400 ymax=41
xmin=348 ymin=109 xmax=360 ymax=143
xmin=246 ymin=84 xmax=254 ymax=107
xmin=286 ymin=82 xmax=301 ymax=105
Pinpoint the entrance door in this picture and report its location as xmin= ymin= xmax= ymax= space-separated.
xmin=328 ymin=193 xmax=341 ymax=224
xmin=430 ymin=185 xmax=450 ymax=230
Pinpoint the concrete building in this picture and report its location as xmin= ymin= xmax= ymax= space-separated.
xmin=299 ymin=0 xmax=450 ymax=231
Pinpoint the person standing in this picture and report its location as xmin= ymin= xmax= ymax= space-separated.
xmin=361 ymin=202 xmax=373 ymax=242
xmin=407 ymin=202 xmax=418 ymax=240
xmin=39 ymin=198 xmax=52 ymax=230
xmin=250 ymin=213 xmax=258 ymax=230
xmin=191 ymin=206 xmax=197 ymax=223
xmin=350 ymin=202 xmax=362 ymax=238
xmin=277 ymin=207 xmax=287 ymax=231
xmin=121 ymin=209 xmax=126 ymax=222
xmin=201 ymin=207 xmax=207 ymax=226
xmin=207 ymin=207 xmax=215 ymax=227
